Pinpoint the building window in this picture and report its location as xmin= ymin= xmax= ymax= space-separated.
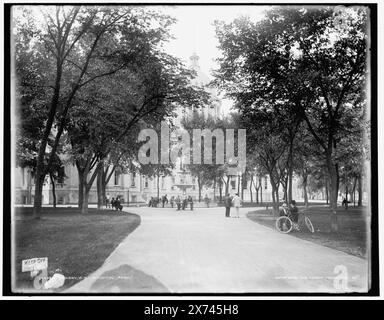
xmin=114 ymin=171 xmax=120 ymax=186
xmin=57 ymin=166 xmax=65 ymax=184
xmin=242 ymin=177 xmax=248 ymax=190
xmin=264 ymin=177 xmax=268 ymax=190
xmin=131 ymin=172 xmax=136 ymax=187
xmin=231 ymin=179 xmax=236 ymax=190
xmin=145 ymin=178 xmax=149 ymax=188
xmin=22 ymin=168 xmax=25 ymax=186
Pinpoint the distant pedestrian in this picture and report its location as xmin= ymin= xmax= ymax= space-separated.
xmin=176 ymin=196 xmax=181 ymax=211
xmin=342 ymin=198 xmax=348 ymax=210
xmin=224 ymin=193 xmax=232 ymax=217
xmin=290 ymin=200 xmax=299 ymax=224
xmin=114 ymin=197 xmax=123 ymax=211
xmin=232 ymin=193 xmax=242 ymax=218
xmin=170 ymin=196 xmax=175 ymax=208
xmin=111 ymin=197 xmax=115 ymax=209
xmin=182 ymin=195 xmax=188 ymax=210
xmin=105 ymin=194 xmax=111 ymax=209
xmin=188 ymin=196 xmax=194 ymax=211
xmin=162 ymin=194 xmax=168 ymax=208
xmin=204 ymin=194 xmax=210 ymax=208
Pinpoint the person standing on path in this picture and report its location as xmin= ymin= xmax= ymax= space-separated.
xmin=176 ymin=196 xmax=181 ymax=211
xmin=162 ymin=194 xmax=168 ymax=208
xmin=232 ymin=193 xmax=242 ymax=218
xmin=224 ymin=193 xmax=232 ymax=217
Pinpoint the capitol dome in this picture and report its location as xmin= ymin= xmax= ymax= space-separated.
xmin=188 ymin=53 xmax=222 ymax=119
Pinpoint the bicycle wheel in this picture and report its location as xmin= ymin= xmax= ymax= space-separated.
xmin=304 ymin=216 xmax=315 ymax=233
xmin=276 ymin=216 xmax=293 ymax=233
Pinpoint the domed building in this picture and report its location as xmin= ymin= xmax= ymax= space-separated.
xmin=179 ymin=53 xmax=222 ymax=122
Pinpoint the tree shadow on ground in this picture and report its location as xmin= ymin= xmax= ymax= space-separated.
xmin=90 ymin=264 xmax=169 ymax=293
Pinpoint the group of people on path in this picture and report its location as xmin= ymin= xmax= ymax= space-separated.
xmin=171 ymin=195 xmax=194 ymax=211
xmin=105 ymin=195 xmax=123 ymax=211
xmin=148 ymin=194 xmax=195 ymax=211
xmin=148 ymin=195 xmax=169 ymax=208
xmin=279 ymin=200 xmax=299 ymax=229
xmin=224 ymin=193 xmax=242 ymax=218
xmin=148 ymin=194 xmax=213 ymax=210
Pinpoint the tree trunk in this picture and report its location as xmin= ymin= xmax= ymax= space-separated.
xmin=288 ymin=136 xmax=294 ymax=203
xmin=275 ymin=188 xmax=280 ymax=215
xmin=256 ymin=187 xmax=260 ymax=203
xmin=327 ymin=156 xmax=339 ymax=232
xmin=271 ymin=186 xmax=276 ymax=214
xmin=198 ymin=176 xmax=202 ymax=202
xmin=325 ymin=178 xmax=329 ymax=204
xmin=270 ymin=176 xmax=279 ymax=217
xmin=102 ymin=168 xmax=107 ymax=206
xmin=219 ymin=179 xmax=223 ymax=202
xmin=33 ymin=175 xmax=45 ymax=218
xmin=49 ymin=173 xmax=56 ymax=208
xmin=358 ymin=176 xmax=363 ymax=206
xmin=213 ymin=178 xmax=216 ymax=202
xmin=225 ymin=176 xmax=230 ymax=195
xmin=157 ymin=172 xmax=160 ymax=199
xmin=271 ymin=185 xmax=280 ymax=217
xmin=103 ymin=164 xmax=117 ymax=205
xmin=78 ymin=159 xmax=100 ymax=214
xmin=345 ymin=183 xmax=349 ymax=210
xmin=33 ymin=61 xmax=63 ymax=217
xmin=352 ymin=177 xmax=357 ymax=207
xmin=303 ymin=176 xmax=309 ymax=208
xmin=77 ymin=169 xmax=85 ymax=209
xmin=82 ymin=188 xmax=90 ymax=214
xmin=97 ymin=166 xmax=104 ymax=210
xmin=260 ymin=177 xmax=263 ymax=203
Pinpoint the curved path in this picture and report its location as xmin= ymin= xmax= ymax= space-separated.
xmin=68 ymin=207 xmax=369 ymax=293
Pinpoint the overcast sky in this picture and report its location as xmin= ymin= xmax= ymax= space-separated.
xmin=159 ymin=5 xmax=268 ymax=113
xmin=13 ymin=4 xmax=268 ymax=113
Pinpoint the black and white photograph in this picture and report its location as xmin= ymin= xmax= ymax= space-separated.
xmin=1 ymin=0 xmax=380 ymax=299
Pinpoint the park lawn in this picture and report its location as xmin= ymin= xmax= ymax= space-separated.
xmin=247 ymin=206 xmax=369 ymax=259
xmin=13 ymin=207 xmax=140 ymax=292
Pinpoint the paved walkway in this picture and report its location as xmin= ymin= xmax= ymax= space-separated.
xmin=68 ymin=207 xmax=369 ymax=293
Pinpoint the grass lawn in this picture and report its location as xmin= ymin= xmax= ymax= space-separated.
xmin=247 ymin=206 xmax=369 ymax=259
xmin=13 ymin=207 xmax=140 ymax=293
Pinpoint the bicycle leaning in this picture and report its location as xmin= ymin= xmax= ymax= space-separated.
xmin=275 ymin=206 xmax=315 ymax=234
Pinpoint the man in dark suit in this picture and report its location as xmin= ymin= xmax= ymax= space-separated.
xmin=224 ymin=193 xmax=232 ymax=217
